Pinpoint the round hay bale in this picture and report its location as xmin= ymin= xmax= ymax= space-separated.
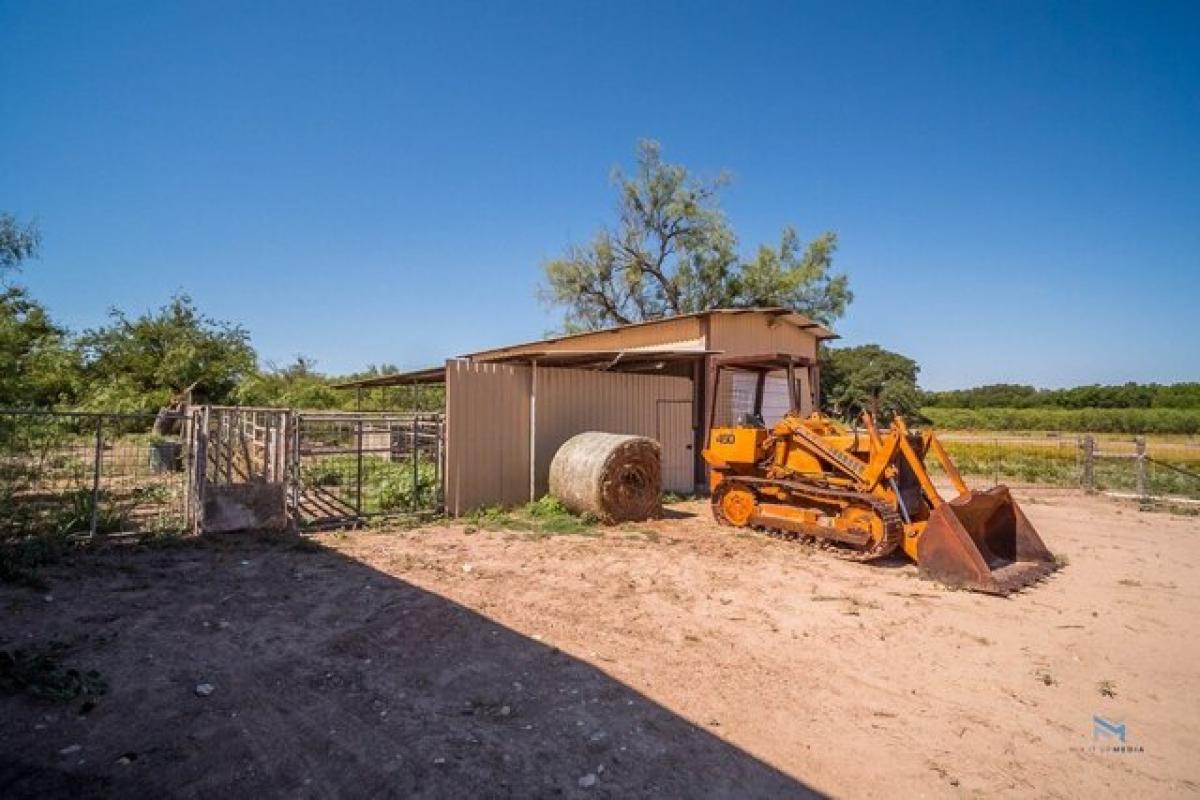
xmin=549 ymin=432 xmax=662 ymax=524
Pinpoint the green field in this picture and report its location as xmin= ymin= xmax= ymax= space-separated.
xmin=922 ymin=406 xmax=1200 ymax=435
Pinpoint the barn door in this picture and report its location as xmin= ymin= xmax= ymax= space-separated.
xmin=656 ymin=400 xmax=694 ymax=495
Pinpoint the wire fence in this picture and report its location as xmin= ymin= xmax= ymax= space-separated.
xmin=0 ymin=409 xmax=191 ymax=540
xmin=932 ymin=432 xmax=1200 ymax=503
xmin=1 ymin=406 xmax=448 ymax=543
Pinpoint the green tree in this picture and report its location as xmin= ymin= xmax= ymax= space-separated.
xmin=541 ymin=140 xmax=851 ymax=331
xmin=821 ymin=344 xmax=922 ymax=423
xmin=1 ymin=213 xmax=41 ymax=277
xmin=0 ymin=287 xmax=81 ymax=408
xmin=77 ymin=295 xmax=256 ymax=410
xmin=233 ymin=356 xmax=341 ymax=409
xmin=0 ymin=213 xmax=81 ymax=408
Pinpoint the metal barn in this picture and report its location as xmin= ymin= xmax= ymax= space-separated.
xmin=338 ymin=308 xmax=835 ymax=514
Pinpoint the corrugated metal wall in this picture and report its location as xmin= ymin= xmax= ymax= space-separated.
xmin=708 ymin=313 xmax=819 ymax=361
xmin=532 ymin=367 xmax=692 ymax=497
xmin=445 ymin=360 xmax=531 ymax=515
xmin=445 ymin=360 xmax=693 ymax=513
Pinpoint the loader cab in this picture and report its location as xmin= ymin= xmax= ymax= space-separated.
xmin=703 ymin=354 xmax=819 ymax=474
xmin=707 ymin=354 xmax=819 ymax=430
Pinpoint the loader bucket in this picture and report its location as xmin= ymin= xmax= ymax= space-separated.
xmin=916 ymin=486 xmax=1057 ymax=594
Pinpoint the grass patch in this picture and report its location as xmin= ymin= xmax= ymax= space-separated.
xmin=464 ymin=496 xmax=599 ymax=537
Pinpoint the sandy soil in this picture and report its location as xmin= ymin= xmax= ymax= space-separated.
xmin=2 ymin=488 xmax=1198 ymax=798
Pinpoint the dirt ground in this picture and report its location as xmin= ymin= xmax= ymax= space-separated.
xmin=2 ymin=488 xmax=1198 ymax=798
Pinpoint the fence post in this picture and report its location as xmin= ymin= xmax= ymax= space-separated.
xmin=436 ymin=416 xmax=444 ymax=510
xmin=89 ymin=416 xmax=103 ymax=537
xmin=290 ymin=412 xmax=301 ymax=526
xmin=355 ymin=418 xmax=364 ymax=517
xmin=1081 ymin=435 xmax=1095 ymax=492
xmin=412 ymin=415 xmax=420 ymax=512
xmin=194 ymin=407 xmax=209 ymax=534
xmin=1135 ymin=436 xmax=1148 ymax=500
xmin=992 ymin=437 xmax=999 ymax=487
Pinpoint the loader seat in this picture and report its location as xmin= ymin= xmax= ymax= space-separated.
xmin=737 ymin=412 xmax=766 ymax=428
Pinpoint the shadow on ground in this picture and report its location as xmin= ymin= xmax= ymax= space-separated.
xmin=1 ymin=532 xmax=822 ymax=799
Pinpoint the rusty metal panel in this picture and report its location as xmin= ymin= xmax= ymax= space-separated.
xmin=533 ymin=367 xmax=692 ymax=497
xmin=445 ymin=359 xmax=531 ymax=515
xmin=707 ymin=313 xmax=819 ymax=362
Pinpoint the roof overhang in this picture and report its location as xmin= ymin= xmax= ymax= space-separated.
xmin=712 ymin=353 xmax=817 ymax=371
xmin=331 ymin=347 xmax=720 ymax=390
xmin=332 ymin=366 xmax=448 ymax=389
xmin=465 ymin=307 xmax=836 ymax=360
xmin=482 ymin=348 xmax=718 ymax=370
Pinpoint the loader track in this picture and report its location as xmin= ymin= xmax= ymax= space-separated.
xmin=712 ymin=476 xmax=903 ymax=562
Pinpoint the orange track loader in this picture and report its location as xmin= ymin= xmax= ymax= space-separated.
xmin=702 ymin=356 xmax=1058 ymax=594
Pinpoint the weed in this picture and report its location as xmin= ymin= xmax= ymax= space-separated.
xmin=1098 ymin=680 xmax=1117 ymax=698
xmin=1035 ymin=669 xmax=1057 ymax=687
xmin=301 ymin=456 xmax=439 ymax=513
xmin=1118 ymin=578 xmax=1142 ymax=587
xmin=0 ymin=642 xmax=107 ymax=702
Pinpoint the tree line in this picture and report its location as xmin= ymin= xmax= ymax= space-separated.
xmin=922 ymin=382 xmax=1200 ymax=410
xmin=1 ymin=213 xmax=434 ymax=413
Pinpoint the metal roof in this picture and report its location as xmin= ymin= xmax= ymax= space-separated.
xmin=332 ymin=308 xmax=835 ymax=390
xmin=464 ymin=307 xmax=836 ymax=360
xmin=332 ymin=348 xmax=719 ymax=389
xmin=332 ymin=366 xmax=448 ymax=389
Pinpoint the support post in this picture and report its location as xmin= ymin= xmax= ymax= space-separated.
xmin=529 ymin=360 xmax=538 ymax=502
xmin=810 ymin=362 xmax=821 ymax=413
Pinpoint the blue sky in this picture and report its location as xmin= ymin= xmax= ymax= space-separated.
xmin=2 ymin=0 xmax=1197 ymax=390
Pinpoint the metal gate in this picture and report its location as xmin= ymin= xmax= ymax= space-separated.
xmin=289 ymin=412 xmax=444 ymax=528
